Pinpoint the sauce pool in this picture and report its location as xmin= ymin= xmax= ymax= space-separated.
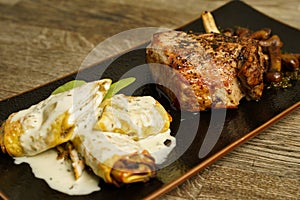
xmin=14 ymin=149 xmax=101 ymax=195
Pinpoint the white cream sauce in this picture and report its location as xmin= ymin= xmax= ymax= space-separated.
xmin=14 ymin=149 xmax=100 ymax=195
xmin=10 ymin=81 xmax=176 ymax=195
xmin=12 ymin=90 xmax=74 ymax=155
xmin=96 ymin=94 xmax=168 ymax=140
xmin=10 ymin=80 xmax=111 ymax=156
xmin=10 ymin=80 xmax=113 ymax=195
xmin=75 ymin=94 xmax=176 ymax=168
xmin=138 ymin=130 xmax=175 ymax=165
xmin=75 ymin=129 xmax=175 ymax=168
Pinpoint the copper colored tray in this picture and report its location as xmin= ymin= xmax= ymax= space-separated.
xmin=0 ymin=1 xmax=299 ymax=199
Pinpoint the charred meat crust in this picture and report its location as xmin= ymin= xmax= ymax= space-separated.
xmin=146 ymin=31 xmax=266 ymax=111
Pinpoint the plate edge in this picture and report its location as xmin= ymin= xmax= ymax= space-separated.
xmin=143 ymin=101 xmax=300 ymax=200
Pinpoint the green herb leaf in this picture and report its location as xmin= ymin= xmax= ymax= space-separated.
xmin=104 ymin=77 xmax=136 ymax=100
xmin=51 ymin=80 xmax=87 ymax=95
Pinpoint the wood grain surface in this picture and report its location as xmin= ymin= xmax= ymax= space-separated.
xmin=0 ymin=0 xmax=299 ymax=199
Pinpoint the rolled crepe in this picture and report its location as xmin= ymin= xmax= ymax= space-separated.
xmin=94 ymin=94 xmax=172 ymax=140
xmin=0 ymin=79 xmax=111 ymax=156
xmin=73 ymin=130 xmax=176 ymax=185
xmin=72 ymin=94 xmax=176 ymax=186
xmin=72 ymin=131 xmax=157 ymax=186
xmin=0 ymin=80 xmax=176 ymax=186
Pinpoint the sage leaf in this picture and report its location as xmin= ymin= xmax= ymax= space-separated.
xmin=104 ymin=77 xmax=136 ymax=100
xmin=51 ymin=80 xmax=87 ymax=95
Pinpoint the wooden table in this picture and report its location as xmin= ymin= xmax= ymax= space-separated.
xmin=0 ymin=0 xmax=299 ymax=199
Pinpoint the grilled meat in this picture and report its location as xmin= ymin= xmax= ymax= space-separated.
xmin=146 ymin=31 xmax=266 ymax=111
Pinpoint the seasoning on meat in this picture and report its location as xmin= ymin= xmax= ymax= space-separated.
xmin=146 ymin=31 xmax=266 ymax=111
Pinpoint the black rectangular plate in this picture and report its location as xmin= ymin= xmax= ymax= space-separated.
xmin=0 ymin=1 xmax=299 ymax=200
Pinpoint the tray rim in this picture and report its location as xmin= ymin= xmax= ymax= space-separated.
xmin=143 ymin=1 xmax=300 ymax=198
xmin=144 ymin=101 xmax=300 ymax=200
